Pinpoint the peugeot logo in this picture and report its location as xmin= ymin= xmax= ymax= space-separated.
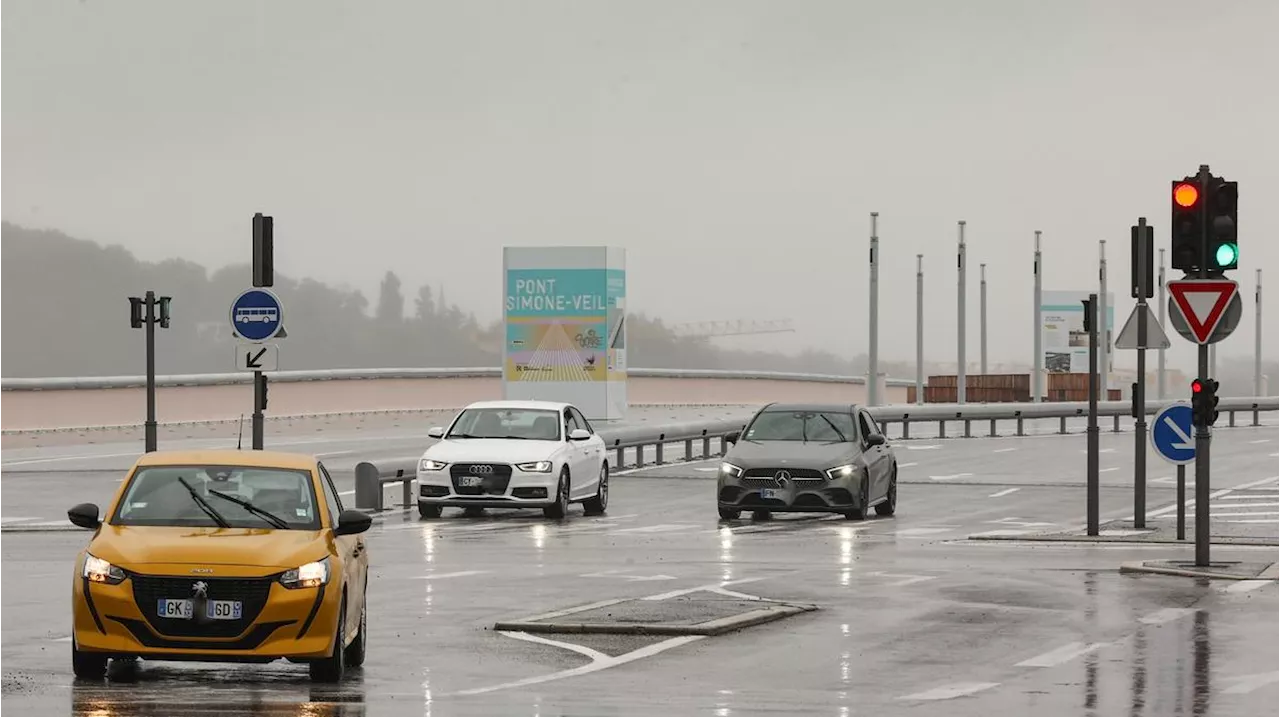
xmin=469 ymin=465 xmax=495 ymax=475
xmin=774 ymin=470 xmax=791 ymax=487
xmin=192 ymin=581 xmax=209 ymax=598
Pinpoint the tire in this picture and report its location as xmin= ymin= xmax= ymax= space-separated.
xmin=309 ymin=596 xmax=347 ymax=683
xmin=343 ymin=592 xmax=366 ymax=668
xmin=583 ymin=462 xmax=609 ymax=515
xmin=543 ymin=468 xmax=570 ymax=519
xmin=71 ymin=637 xmax=107 ymax=679
xmin=844 ymin=480 xmax=868 ymax=520
xmin=418 ymin=504 xmax=441 ymax=519
xmin=718 ymin=507 xmax=740 ymax=521
xmin=876 ymin=465 xmax=897 ymax=517
xmin=751 ymin=510 xmax=772 ymax=521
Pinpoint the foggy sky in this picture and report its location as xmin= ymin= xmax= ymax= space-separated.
xmin=4 ymin=0 xmax=1277 ymax=375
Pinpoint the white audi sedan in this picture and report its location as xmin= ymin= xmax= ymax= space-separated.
xmin=415 ymin=400 xmax=610 ymax=519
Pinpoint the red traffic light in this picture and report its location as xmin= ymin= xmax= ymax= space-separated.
xmin=1174 ymin=183 xmax=1199 ymax=208
xmin=1191 ymin=380 xmax=1203 ymax=393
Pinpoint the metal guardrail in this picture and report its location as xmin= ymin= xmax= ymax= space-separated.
xmin=353 ymin=417 xmax=744 ymax=511
xmin=0 ymin=367 xmax=917 ymax=391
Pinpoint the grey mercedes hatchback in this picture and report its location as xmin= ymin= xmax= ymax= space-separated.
xmin=717 ymin=403 xmax=898 ymax=521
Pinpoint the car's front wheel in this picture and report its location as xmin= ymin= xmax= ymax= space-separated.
xmin=418 ymin=504 xmax=442 ymax=519
xmin=344 ymin=591 xmax=367 ymax=667
xmin=71 ymin=637 xmax=107 ymax=679
xmin=876 ymin=465 xmax=897 ymax=517
xmin=718 ymin=507 xmax=740 ymax=521
xmin=844 ymin=480 xmax=868 ymax=520
xmin=309 ymin=596 xmax=347 ymax=683
xmin=543 ymin=468 xmax=570 ymax=519
xmin=583 ymin=462 xmax=608 ymax=515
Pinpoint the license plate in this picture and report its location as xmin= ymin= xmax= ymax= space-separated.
xmin=760 ymin=488 xmax=781 ymax=500
xmin=157 ymin=599 xmax=242 ymax=620
xmin=457 ymin=475 xmax=483 ymax=487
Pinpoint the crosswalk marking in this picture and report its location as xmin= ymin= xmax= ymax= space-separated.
xmin=1015 ymin=642 xmax=1105 ymax=668
xmin=899 ymin=682 xmax=1000 ymax=701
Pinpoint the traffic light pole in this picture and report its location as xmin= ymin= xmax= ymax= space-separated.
xmin=1133 ymin=218 xmax=1149 ymax=529
xmin=144 ymin=291 xmax=158 ymax=453
xmin=1085 ymin=293 xmax=1100 ymax=536
xmin=1193 ymin=164 xmax=1212 ymax=567
xmin=253 ymin=371 xmax=266 ymax=450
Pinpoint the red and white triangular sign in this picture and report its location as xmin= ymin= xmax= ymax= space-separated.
xmin=1167 ymin=279 xmax=1239 ymax=344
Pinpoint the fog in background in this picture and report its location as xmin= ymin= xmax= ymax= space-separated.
xmin=4 ymin=0 xmax=1277 ymax=378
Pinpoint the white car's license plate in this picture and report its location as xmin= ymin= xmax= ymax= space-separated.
xmin=157 ymin=599 xmax=242 ymax=620
xmin=760 ymin=488 xmax=782 ymax=500
xmin=457 ymin=475 xmax=483 ymax=487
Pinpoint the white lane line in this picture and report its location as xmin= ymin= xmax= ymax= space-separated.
xmin=929 ymin=473 xmax=973 ymax=481
xmin=1216 ymin=580 xmax=1272 ymax=595
xmin=1248 ymin=439 xmax=1272 ymax=444
xmin=906 ymin=445 xmax=941 ymax=451
xmin=643 ymin=576 xmax=768 ymax=602
xmin=898 ymin=462 xmax=918 ymax=468
xmin=692 ymin=467 xmax=719 ymax=472
xmin=993 ymin=448 xmax=1017 ymax=453
xmin=868 ymin=572 xmax=936 ymax=587
xmin=0 ymin=517 xmax=42 ymax=523
xmin=2 ymin=451 xmax=140 ymax=467
xmin=1204 ymin=503 xmax=1278 ymax=509
xmin=316 ymin=450 xmax=356 ymax=458
xmin=451 ymin=634 xmax=704 ymax=696
xmin=896 ymin=527 xmax=954 ymax=536
xmin=1138 ymin=608 xmax=1196 ymax=626
xmin=498 ymin=629 xmax=610 ymax=661
xmin=1221 ymin=672 xmax=1280 ymax=695
xmin=1081 ymin=448 xmax=1116 ymax=454
xmin=989 ymin=488 xmax=1020 ymax=498
xmin=612 ymin=523 xmax=700 ymax=534
xmin=899 ymin=682 xmax=1000 ymax=701
xmin=412 ymin=570 xmax=489 ymax=580
xmin=1099 ymin=467 xmax=1120 ymax=473
xmin=614 ymin=461 xmax=714 ymax=477
xmin=1220 ymin=493 xmax=1279 ymax=499
xmin=338 ymin=490 xmax=356 ymax=496
xmin=1015 ymin=642 xmax=1106 ymax=668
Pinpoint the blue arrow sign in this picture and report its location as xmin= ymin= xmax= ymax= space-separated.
xmin=1150 ymin=402 xmax=1195 ymax=466
xmin=229 ymin=288 xmax=284 ymax=342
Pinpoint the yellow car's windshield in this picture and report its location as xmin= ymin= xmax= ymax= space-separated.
xmin=111 ymin=464 xmax=322 ymax=530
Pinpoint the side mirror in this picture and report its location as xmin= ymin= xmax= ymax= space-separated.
xmin=334 ymin=509 xmax=373 ymax=537
xmin=68 ymin=503 xmax=101 ymax=530
xmin=427 ymin=427 xmax=445 ymax=439
xmin=725 ymin=431 xmax=740 ymax=445
xmin=865 ymin=434 xmax=887 ymax=447
xmin=568 ymin=428 xmax=591 ymax=441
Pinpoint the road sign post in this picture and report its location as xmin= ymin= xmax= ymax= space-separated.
xmin=1130 ymin=218 xmax=1155 ymax=528
xmin=1083 ymin=293 xmax=1099 ymax=535
xmin=129 ymin=291 xmax=172 ymax=452
xmin=235 ymin=214 xmax=282 ymax=450
xmin=1151 ymin=402 xmax=1195 ymax=541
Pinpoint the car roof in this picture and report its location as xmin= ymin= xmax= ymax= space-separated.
xmin=133 ymin=449 xmax=318 ymax=471
xmin=757 ymin=402 xmax=860 ymax=414
xmin=463 ymin=400 xmax=572 ymax=411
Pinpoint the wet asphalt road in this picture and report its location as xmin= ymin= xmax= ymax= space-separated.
xmin=2 ymin=422 xmax=1277 ymax=715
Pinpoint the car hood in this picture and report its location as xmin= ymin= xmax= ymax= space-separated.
xmin=725 ymin=440 xmax=860 ymax=470
xmin=423 ymin=438 xmax=561 ymax=464
xmin=90 ymin=525 xmax=327 ymax=570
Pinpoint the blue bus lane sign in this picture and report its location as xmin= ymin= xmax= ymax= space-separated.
xmin=229 ymin=288 xmax=284 ymax=342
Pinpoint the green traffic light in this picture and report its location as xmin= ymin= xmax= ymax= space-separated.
xmin=1215 ymin=242 xmax=1238 ymax=267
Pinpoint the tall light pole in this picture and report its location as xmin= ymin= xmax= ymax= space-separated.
xmin=868 ymin=212 xmax=880 ymax=406
xmin=980 ymin=263 xmax=988 ymax=375
xmin=916 ymin=254 xmax=924 ymax=405
xmin=957 ymin=221 xmax=967 ymax=404
xmin=1033 ymin=230 xmax=1043 ymax=403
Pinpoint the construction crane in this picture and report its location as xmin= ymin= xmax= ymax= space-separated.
xmin=669 ymin=318 xmax=796 ymax=340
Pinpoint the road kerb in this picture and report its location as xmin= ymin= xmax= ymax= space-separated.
xmin=1119 ymin=560 xmax=1278 ymax=581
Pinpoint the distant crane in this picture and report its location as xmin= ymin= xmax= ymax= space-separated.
xmin=669 ymin=318 xmax=796 ymax=340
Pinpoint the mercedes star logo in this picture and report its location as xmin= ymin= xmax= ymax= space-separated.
xmin=470 ymin=465 xmax=495 ymax=475
xmin=192 ymin=580 xmax=209 ymax=598
xmin=774 ymin=470 xmax=791 ymax=487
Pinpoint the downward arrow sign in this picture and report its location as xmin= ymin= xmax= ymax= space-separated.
xmin=245 ymin=348 xmax=267 ymax=369
xmin=1162 ymin=416 xmax=1195 ymax=450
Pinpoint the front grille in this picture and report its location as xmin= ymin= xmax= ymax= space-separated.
xmin=742 ymin=477 xmax=785 ymax=488
xmin=449 ymin=463 xmax=513 ymax=495
xmin=130 ymin=575 xmax=274 ymax=638
xmin=742 ymin=468 xmax=825 ymax=481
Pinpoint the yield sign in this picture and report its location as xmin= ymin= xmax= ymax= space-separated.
xmin=1167 ymin=279 xmax=1239 ymax=344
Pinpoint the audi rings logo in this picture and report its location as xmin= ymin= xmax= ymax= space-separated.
xmin=774 ymin=470 xmax=791 ymax=487
xmin=469 ymin=465 xmax=495 ymax=475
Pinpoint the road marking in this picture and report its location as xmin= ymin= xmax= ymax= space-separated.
xmin=868 ymin=572 xmax=936 ymax=587
xmin=896 ymin=527 xmax=953 ymax=536
xmin=338 ymin=490 xmax=356 ymax=496
xmin=693 ymin=467 xmax=719 ymax=472
xmin=412 ymin=570 xmax=489 ymax=580
xmin=929 ymin=473 xmax=972 ymax=481
xmin=1015 ymin=642 xmax=1106 ymax=668
xmin=989 ymin=488 xmax=1020 ymax=498
xmin=643 ymin=576 xmax=768 ymax=602
xmin=993 ymin=448 xmax=1017 ymax=453
xmin=1207 ymin=503 xmax=1278 ymax=509
xmin=1138 ymin=607 xmax=1196 ymax=626
xmin=1216 ymin=580 xmax=1272 ymax=595
xmin=1248 ymin=439 xmax=1272 ymax=444
xmin=316 ymin=450 xmax=356 ymax=458
xmin=613 ymin=523 xmax=700 ymax=534
xmin=969 ymin=529 xmax=1035 ymax=537
xmin=906 ymin=445 xmax=941 ymax=451
xmin=0 ymin=517 xmax=42 ymax=523
xmin=580 ymin=570 xmax=676 ymax=582
xmin=1082 ymin=448 xmax=1116 ymax=454
xmin=1099 ymin=467 xmax=1120 ymax=473
xmin=1219 ymin=494 xmax=1274 ymax=499
xmin=1221 ymin=672 xmax=1280 ymax=694
xmin=897 ymin=462 xmax=918 ymax=468
xmin=899 ymin=682 xmax=1000 ymax=701
xmin=2 ymin=451 xmax=140 ymax=467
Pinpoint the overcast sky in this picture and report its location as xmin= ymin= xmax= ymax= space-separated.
xmin=4 ymin=0 xmax=1276 ymax=373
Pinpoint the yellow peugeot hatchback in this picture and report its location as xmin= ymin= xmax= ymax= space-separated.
xmin=68 ymin=449 xmax=371 ymax=682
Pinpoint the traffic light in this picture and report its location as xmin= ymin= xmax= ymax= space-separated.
xmin=158 ymin=296 xmax=172 ymax=328
xmin=1170 ymin=179 xmax=1202 ymax=272
xmin=1204 ymin=178 xmax=1238 ymax=271
xmin=1191 ymin=378 xmax=1220 ymax=427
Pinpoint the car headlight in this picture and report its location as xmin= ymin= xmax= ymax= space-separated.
xmin=826 ymin=464 xmax=857 ymax=480
xmin=280 ymin=557 xmax=330 ymax=589
xmin=516 ymin=461 xmax=553 ymax=473
xmin=720 ymin=462 xmax=744 ymax=478
xmin=83 ymin=553 xmax=126 ymax=585
xmin=419 ymin=458 xmax=448 ymax=472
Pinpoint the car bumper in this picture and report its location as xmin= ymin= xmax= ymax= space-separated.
xmin=416 ymin=468 xmax=558 ymax=509
xmin=717 ymin=474 xmax=865 ymax=512
xmin=72 ymin=567 xmax=342 ymax=662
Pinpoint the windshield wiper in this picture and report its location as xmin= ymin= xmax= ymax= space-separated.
xmin=818 ymin=415 xmax=847 ymax=442
xmin=207 ymin=488 xmax=290 ymax=529
xmin=177 ymin=477 xmax=231 ymax=528
xmin=448 ymin=433 xmax=479 ymax=439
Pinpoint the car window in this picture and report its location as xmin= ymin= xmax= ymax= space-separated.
xmin=857 ymin=411 xmax=882 ymax=444
xmin=111 ymin=464 xmax=321 ymax=530
xmin=569 ymin=407 xmax=594 ymax=434
xmin=862 ymin=411 xmax=883 ymax=437
xmin=446 ymin=407 xmax=560 ymax=440
xmin=318 ymin=463 xmax=343 ymax=528
xmin=564 ymin=409 xmax=582 ymax=436
xmin=742 ymin=410 xmax=855 ymax=442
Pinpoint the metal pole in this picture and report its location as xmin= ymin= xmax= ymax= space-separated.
xmin=1134 ymin=218 xmax=1148 ymax=529
xmin=957 ymin=221 xmax=967 ymax=404
xmin=144 ymin=290 xmax=158 ymax=453
xmin=980 ymin=263 xmax=988 ymax=376
xmin=1256 ymin=269 xmax=1263 ymax=397
xmin=1193 ymin=163 xmax=1212 ymax=567
xmin=1033 ymin=231 xmax=1043 ymax=403
xmin=868 ymin=212 xmax=880 ymax=407
xmin=252 ymin=371 xmax=265 ymax=450
xmin=1087 ymin=293 xmax=1100 ymax=535
xmin=1157 ymin=249 xmax=1167 ymax=400
xmin=1176 ymin=464 xmax=1186 ymax=541
xmin=916 ymin=254 xmax=924 ymax=405
xmin=1210 ymin=343 xmax=1217 ymax=382
xmin=1098 ymin=241 xmax=1109 ymax=401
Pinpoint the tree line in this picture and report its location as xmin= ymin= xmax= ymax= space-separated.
xmin=0 ymin=222 xmax=873 ymax=379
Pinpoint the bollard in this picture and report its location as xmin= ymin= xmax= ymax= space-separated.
xmin=685 ymin=439 xmax=694 ymax=462
xmin=655 ymin=440 xmax=665 ymax=465
xmin=938 ymin=420 xmax=946 ymax=438
xmin=1059 ymin=417 xmax=1068 ymax=435
xmin=402 ymin=477 xmax=413 ymax=509
xmin=903 ymin=419 xmax=911 ymax=439
xmin=355 ymin=462 xmax=383 ymax=512
xmin=1254 ymin=406 xmax=1260 ymax=427
xmin=616 ymin=446 xmax=625 ymax=470
xmin=719 ymin=436 xmax=727 ymax=455
xmin=1229 ymin=411 xmax=1236 ymax=427
xmin=1113 ymin=415 xmax=1120 ymax=433
xmin=1017 ymin=417 xmax=1024 ymax=436
xmin=964 ymin=419 xmax=971 ymax=438
xmin=636 ymin=445 xmax=645 ymax=468
xmin=989 ymin=419 xmax=997 ymax=437
xmin=702 ymin=436 xmax=712 ymax=459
